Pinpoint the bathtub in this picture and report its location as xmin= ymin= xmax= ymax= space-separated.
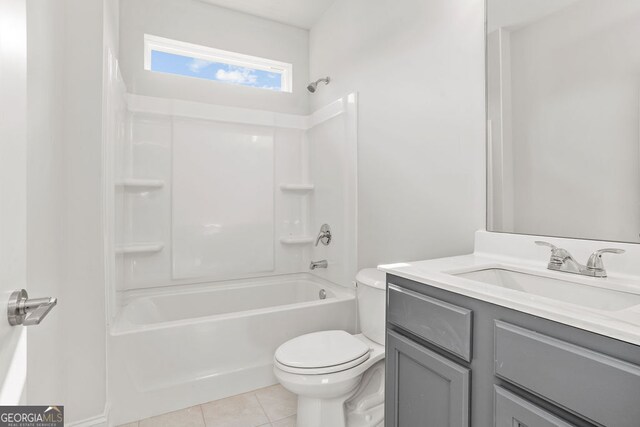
xmin=109 ymin=273 xmax=356 ymax=425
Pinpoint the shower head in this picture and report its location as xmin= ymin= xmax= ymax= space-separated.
xmin=307 ymin=77 xmax=331 ymax=93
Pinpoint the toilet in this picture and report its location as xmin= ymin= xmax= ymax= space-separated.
xmin=274 ymin=269 xmax=386 ymax=427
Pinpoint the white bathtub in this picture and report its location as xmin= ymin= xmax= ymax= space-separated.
xmin=109 ymin=274 xmax=356 ymax=425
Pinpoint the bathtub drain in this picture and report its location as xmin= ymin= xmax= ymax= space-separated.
xmin=319 ymin=289 xmax=327 ymax=300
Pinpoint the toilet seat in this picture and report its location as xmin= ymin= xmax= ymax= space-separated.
xmin=275 ymin=330 xmax=371 ymax=375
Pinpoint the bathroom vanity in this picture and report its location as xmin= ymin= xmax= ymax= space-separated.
xmin=380 ymin=232 xmax=640 ymax=427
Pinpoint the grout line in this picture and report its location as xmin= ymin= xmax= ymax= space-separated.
xmin=198 ymin=403 xmax=207 ymax=427
xmin=253 ymin=392 xmax=272 ymax=422
xmin=254 ymin=387 xmax=297 ymax=424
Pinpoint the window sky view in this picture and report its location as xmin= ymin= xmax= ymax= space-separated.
xmin=150 ymin=50 xmax=283 ymax=91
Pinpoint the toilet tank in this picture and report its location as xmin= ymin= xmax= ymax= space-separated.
xmin=356 ymin=268 xmax=387 ymax=345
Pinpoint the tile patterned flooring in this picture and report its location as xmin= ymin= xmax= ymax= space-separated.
xmin=118 ymin=385 xmax=297 ymax=427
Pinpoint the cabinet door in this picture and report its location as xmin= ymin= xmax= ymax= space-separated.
xmin=386 ymin=330 xmax=470 ymax=427
xmin=494 ymin=386 xmax=574 ymax=427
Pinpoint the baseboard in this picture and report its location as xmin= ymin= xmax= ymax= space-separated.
xmin=66 ymin=403 xmax=111 ymax=427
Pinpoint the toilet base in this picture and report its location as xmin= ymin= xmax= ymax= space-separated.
xmin=345 ymin=361 xmax=385 ymax=427
xmin=297 ymin=393 xmax=355 ymax=427
xmin=294 ymin=360 xmax=385 ymax=427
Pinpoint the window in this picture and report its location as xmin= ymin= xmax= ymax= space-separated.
xmin=144 ymin=34 xmax=292 ymax=92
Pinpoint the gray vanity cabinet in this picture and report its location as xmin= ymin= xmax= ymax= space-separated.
xmin=386 ymin=330 xmax=470 ymax=427
xmin=385 ymin=274 xmax=640 ymax=427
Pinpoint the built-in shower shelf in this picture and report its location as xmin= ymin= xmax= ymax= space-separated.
xmin=115 ymin=243 xmax=164 ymax=254
xmin=116 ymin=179 xmax=165 ymax=190
xmin=279 ymin=183 xmax=315 ymax=193
xmin=279 ymin=236 xmax=314 ymax=245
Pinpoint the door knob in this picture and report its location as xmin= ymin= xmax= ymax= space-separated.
xmin=7 ymin=289 xmax=57 ymax=326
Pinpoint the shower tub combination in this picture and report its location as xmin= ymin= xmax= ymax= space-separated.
xmin=109 ymin=273 xmax=356 ymax=425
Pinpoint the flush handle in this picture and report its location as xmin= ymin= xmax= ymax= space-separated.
xmin=7 ymin=289 xmax=57 ymax=326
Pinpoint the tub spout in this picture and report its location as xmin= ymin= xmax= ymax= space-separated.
xmin=310 ymin=260 xmax=328 ymax=270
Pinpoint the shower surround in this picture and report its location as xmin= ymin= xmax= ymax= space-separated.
xmin=105 ymin=69 xmax=358 ymax=423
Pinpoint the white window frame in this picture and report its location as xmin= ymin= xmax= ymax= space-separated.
xmin=144 ymin=34 xmax=293 ymax=92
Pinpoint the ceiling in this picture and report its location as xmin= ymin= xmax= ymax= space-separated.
xmin=197 ymin=0 xmax=337 ymax=29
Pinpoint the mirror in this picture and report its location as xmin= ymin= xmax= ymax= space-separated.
xmin=486 ymin=0 xmax=640 ymax=243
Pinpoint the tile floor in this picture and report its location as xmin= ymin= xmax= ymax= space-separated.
xmin=118 ymin=384 xmax=297 ymax=427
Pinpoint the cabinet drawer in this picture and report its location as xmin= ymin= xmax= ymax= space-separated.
xmin=495 ymin=386 xmax=573 ymax=427
xmin=495 ymin=321 xmax=640 ymax=427
xmin=387 ymin=284 xmax=472 ymax=361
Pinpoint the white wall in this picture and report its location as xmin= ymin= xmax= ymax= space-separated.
xmin=119 ymin=0 xmax=310 ymax=115
xmin=61 ymin=0 xmax=107 ymax=422
xmin=25 ymin=0 xmax=65 ymax=406
xmin=310 ymin=0 xmax=486 ymax=268
xmin=22 ymin=0 xmax=108 ymax=422
xmin=487 ymin=0 xmax=580 ymax=33
xmin=507 ymin=0 xmax=640 ymax=242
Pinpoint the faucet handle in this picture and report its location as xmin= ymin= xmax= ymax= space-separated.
xmin=535 ymin=241 xmax=571 ymax=267
xmin=315 ymin=224 xmax=332 ymax=247
xmin=586 ymin=248 xmax=625 ymax=272
xmin=535 ymin=241 xmax=559 ymax=250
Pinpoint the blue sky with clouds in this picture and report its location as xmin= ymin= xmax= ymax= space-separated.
xmin=151 ymin=50 xmax=282 ymax=91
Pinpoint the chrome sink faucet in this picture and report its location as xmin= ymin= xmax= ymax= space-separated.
xmin=310 ymin=260 xmax=328 ymax=270
xmin=535 ymin=241 xmax=624 ymax=278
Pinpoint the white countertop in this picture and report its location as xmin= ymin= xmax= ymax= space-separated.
xmin=379 ymin=231 xmax=640 ymax=346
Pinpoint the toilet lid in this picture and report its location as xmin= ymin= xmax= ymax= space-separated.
xmin=275 ymin=330 xmax=370 ymax=371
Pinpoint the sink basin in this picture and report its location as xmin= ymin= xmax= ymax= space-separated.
xmin=454 ymin=268 xmax=640 ymax=311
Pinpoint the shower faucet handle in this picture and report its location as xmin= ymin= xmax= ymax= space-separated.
xmin=315 ymin=224 xmax=332 ymax=246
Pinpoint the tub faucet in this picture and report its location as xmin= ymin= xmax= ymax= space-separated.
xmin=310 ymin=260 xmax=328 ymax=270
